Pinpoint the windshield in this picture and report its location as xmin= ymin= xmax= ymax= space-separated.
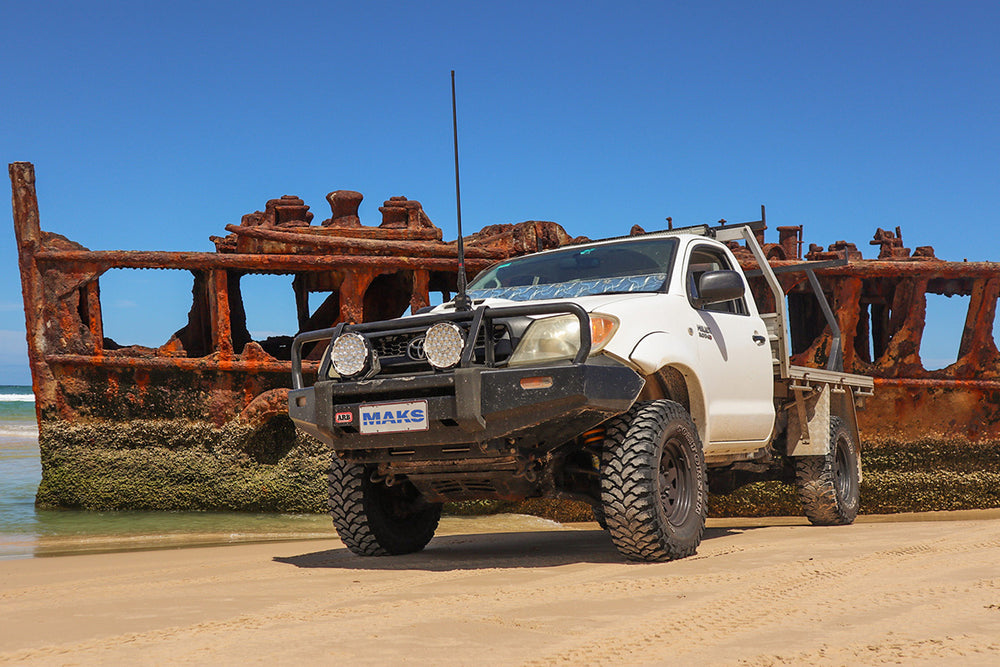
xmin=467 ymin=237 xmax=677 ymax=302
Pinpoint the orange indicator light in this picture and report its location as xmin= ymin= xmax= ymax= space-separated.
xmin=520 ymin=376 xmax=554 ymax=390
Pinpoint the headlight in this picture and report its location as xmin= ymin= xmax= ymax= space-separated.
xmin=423 ymin=321 xmax=466 ymax=369
xmin=507 ymin=313 xmax=619 ymax=367
xmin=329 ymin=332 xmax=370 ymax=377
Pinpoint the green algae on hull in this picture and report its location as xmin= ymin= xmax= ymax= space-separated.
xmin=34 ymin=421 xmax=1000 ymax=519
xmin=36 ymin=417 xmax=331 ymax=513
xmin=706 ymin=438 xmax=1000 ymax=518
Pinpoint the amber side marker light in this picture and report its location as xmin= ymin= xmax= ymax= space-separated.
xmin=590 ymin=315 xmax=618 ymax=347
xmin=520 ymin=376 xmax=554 ymax=390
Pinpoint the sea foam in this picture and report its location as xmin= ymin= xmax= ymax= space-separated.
xmin=0 ymin=394 xmax=35 ymax=403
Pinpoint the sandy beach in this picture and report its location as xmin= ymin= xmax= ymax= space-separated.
xmin=2 ymin=512 xmax=999 ymax=666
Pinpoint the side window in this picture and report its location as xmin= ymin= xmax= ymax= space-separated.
xmin=686 ymin=246 xmax=747 ymax=315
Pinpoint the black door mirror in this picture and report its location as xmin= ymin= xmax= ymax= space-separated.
xmin=695 ymin=270 xmax=745 ymax=307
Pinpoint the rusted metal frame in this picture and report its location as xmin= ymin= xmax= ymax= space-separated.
xmin=957 ymin=277 xmax=1000 ymax=360
xmin=47 ymin=353 xmax=321 ymax=374
xmin=292 ymin=275 xmax=310 ymax=330
xmin=410 ymin=270 xmax=431 ymax=314
xmin=33 ymin=250 xmax=499 ymax=274
xmin=223 ymin=223 xmax=506 ymax=259
xmin=85 ymin=280 xmax=103 ymax=354
xmin=765 ymin=260 xmax=1000 ymax=279
xmin=874 ymin=377 xmax=1000 ymax=389
xmin=209 ymin=269 xmax=234 ymax=358
xmin=9 ymin=162 xmax=48 ymax=414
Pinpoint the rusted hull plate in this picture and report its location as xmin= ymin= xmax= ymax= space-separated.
xmin=860 ymin=379 xmax=1000 ymax=442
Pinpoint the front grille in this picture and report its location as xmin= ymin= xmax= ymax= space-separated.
xmin=371 ymin=334 xmax=411 ymax=358
xmin=362 ymin=323 xmax=511 ymax=377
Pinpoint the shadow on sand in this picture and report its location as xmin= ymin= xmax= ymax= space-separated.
xmin=273 ymin=526 xmax=744 ymax=571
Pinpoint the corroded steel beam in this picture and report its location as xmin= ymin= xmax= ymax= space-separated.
xmin=33 ymin=250 xmax=500 ymax=273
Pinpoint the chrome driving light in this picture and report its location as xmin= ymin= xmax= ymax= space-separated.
xmin=423 ymin=321 xmax=466 ymax=369
xmin=329 ymin=332 xmax=370 ymax=377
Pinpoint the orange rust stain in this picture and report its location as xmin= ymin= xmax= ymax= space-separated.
xmin=134 ymin=369 xmax=150 ymax=394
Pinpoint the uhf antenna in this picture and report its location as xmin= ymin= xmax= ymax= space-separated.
xmin=451 ymin=70 xmax=472 ymax=311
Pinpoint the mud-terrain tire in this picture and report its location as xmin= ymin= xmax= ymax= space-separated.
xmin=600 ymin=400 xmax=708 ymax=562
xmin=328 ymin=454 xmax=442 ymax=556
xmin=795 ymin=416 xmax=860 ymax=526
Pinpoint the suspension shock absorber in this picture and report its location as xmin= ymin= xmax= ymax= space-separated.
xmin=580 ymin=426 xmax=606 ymax=469
xmin=581 ymin=427 xmax=605 ymax=448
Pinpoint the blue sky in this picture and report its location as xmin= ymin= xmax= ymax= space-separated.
xmin=2 ymin=1 xmax=999 ymax=384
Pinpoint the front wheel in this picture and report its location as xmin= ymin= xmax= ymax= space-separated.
xmin=600 ymin=400 xmax=708 ymax=562
xmin=328 ymin=454 xmax=442 ymax=556
xmin=794 ymin=416 xmax=861 ymax=525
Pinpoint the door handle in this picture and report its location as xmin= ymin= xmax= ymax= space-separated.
xmin=752 ymin=334 xmax=767 ymax=346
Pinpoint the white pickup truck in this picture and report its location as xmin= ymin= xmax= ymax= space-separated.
xmin=289 ymin=221 xmax=874 ymax=562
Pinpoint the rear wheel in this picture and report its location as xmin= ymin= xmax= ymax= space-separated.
xmin=328 ymin=454 xmax=442 ymax=556
xmin=600 ymin=400 xmax=707 ymax=562
xmin=795 ymin=416 xmax=860 ymax=525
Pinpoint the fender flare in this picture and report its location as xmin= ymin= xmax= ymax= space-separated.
xmin=629 ymin=332 xmax=710 ymax=444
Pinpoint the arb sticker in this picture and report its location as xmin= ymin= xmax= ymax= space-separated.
xmin=335 ymin=411 xmax=353 ymax=425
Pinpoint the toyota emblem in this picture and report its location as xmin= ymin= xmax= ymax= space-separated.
xmin=407 ymin=336 xmax=426 ymax=360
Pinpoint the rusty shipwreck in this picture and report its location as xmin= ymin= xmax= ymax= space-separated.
xmin=10 ymin=162 xmax=1000 ymax=514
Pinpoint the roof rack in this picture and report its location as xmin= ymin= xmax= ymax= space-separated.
xmin=566 ymin=208 xmax=768 ymax=247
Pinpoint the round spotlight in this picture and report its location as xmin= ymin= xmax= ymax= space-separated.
xmin=330 ymin=332 xmax=369 ymax=377
xmin=423 ymin=322 xmax=465 ymax=369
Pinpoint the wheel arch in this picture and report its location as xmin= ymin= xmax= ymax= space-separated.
xmin=638 ymin=364 xmax=709 ymax=445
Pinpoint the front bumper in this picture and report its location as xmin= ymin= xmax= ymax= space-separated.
xmin=288 ymin=356 xmax=644 ymax=452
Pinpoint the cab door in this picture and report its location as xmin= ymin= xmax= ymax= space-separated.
xmin=682 ymin=243 xmax=775 ymax=446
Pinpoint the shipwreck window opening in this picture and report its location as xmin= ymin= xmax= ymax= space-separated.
xmin=922 ymin=292 xmax=970 ymax=371
xmin=425 ymin=271 xmax=454 ymax=311
xmin=237 ymin=272 xmax=299 ymax=360
xmin=297 ymin=290 xmax=341 ymax=332
xmin=76 ymin=284 xmax=91 ymax=329
xmin=995 ymin=303 xmax=1000 ymax=353
xmin=98 ymin=268 xmax=198 ymax=351
xmin=424 ymin=291 xmax=447 ymax=311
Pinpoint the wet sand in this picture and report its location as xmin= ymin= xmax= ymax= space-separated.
xmin=2 ymin=511 xmax=1000 ymax=665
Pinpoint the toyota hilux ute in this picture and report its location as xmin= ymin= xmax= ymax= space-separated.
xmin=288 ymin=220 xmax=874 ymax=562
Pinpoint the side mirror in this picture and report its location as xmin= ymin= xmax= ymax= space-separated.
xmin=695 ymin=270 xmax=745 ymax=307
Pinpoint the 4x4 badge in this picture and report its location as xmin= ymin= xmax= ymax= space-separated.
xmin=407 ymin=336 xmax=426 ymax=360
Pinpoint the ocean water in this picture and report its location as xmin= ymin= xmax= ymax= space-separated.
xmin=0 ymin=385 xmax=333 ymax=559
